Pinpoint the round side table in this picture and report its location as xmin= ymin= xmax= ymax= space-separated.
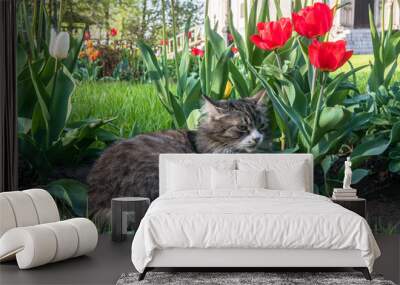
xmin=111 ymin=197 xmax=150 ymax=242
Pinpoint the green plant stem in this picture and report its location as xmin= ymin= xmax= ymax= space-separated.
xmin=204 ymin=0 xmax=210 ymax=96
xmin=380 ymin=0 xmax=385 ymax=47
xmin=273 ymin=50 xmax=289 ymax=103
xmin=310 ymin=66 xmax=318 ymax=104
xmin=50 ymin=59 xmax=60 ymax=144
xmin=161 ymin=0 xmax=169 ymax=94
xmin=160 ymin=0 xmax=180 ymax=128
xmin=308 ymin=72 xmax=327 ymax=153
xmin=170 ymin=0 xmax=180 ymax=87
xmin=274 ymin=50 xmax=282 ymax=70
xmin=58 ymin=0 xmax=63 ymax=30
xmin=273 ymin=50 xmax=288 ymax=151
xmin=22 ymin=0 xmax=37 ymax=59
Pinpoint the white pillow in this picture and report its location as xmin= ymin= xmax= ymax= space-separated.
xmin=211 ymin=168 xmax=236 ymax=190
xmin=167 ymin=163 xmax=209 ymax=191
xmin=238 ymin=159 xmax=307 ymax=191
xmin=211 ymin=168 xmax=267 ymax=191
xmin=237 ymin=169 xmax=267 ymax=189
xmin=266 ymin=164 xmax=306 ymax=191
xmin=166 ymin=160 xmax=236 ymax=192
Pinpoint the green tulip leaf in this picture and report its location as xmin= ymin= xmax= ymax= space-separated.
xmin=209 ymin=48 xmax=231 ymax=99
xmin=389 ymin=159 xmax=400 ymax=173
xmin=46 ymin=179 xmax=88 ymax=217
xmin=183 ymin=79 xmax=202 ymax=116
xmin=186 ymin=109 xmax=202 ymax=130
xmin=319 ymin=107 xmax=349 ymax=130
xmin=351 ymin=168 xmax=369 ymax=184
xmin=311 ymin=106 xmax=351 ymax=145
xmin=205 ymin=16 xmax=226 ymax=59
xmin=48 ymin=65 xmax=75 ymax=144
xmin=349 ymin=122 xmax=400 ymax=167
xmin=16 ymin=45 xmax=28 ymax=77
xmin=229 ymin=62 xmax=249 ymax=98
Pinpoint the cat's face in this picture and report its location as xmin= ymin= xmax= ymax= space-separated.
xmin=196 ymin=92 xmax=270 ymax=153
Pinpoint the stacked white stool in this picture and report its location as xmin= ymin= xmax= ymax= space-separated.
xmin=0 ymin=189 xmax=98 ymax=269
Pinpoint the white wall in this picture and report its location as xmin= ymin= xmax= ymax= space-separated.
xmin=208 ymin=0 xmax=301 ymax=37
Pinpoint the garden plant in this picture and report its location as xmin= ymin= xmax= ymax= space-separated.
xmin=17 ymin=0 xmax=118 ymax=217
xmin=140 ymin=0 xmax=400 ymax=198
xmin=17 ymin=0 xmax=400 ymax=233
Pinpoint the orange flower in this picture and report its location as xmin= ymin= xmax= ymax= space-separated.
xmin=86 ymin=47 xmax=94 ymax=56
xmin=89 ymin=50 xmax=101 ymax=62
xmin=86 ymin=40 xmax=93 ymax=48
xmin=79 ymin=51 xmax=86 ymax=59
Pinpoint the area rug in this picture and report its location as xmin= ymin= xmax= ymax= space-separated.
xmin=116 ymin=271 xmax=396 ymax=285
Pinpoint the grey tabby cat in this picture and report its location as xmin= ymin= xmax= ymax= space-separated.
xmin=88 ymin=91 xmax=270 ymax=219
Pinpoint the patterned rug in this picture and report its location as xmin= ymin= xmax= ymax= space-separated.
xmin=116 ymin=271 xmax=396 ymax=285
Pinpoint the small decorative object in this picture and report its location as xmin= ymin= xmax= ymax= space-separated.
xmin=332 ymin=157 xmax=358 ymax=200
xmin=111 ymin=197 xmax=150 ymax=242
xmin=342 ymin=157 xmax=353 ymax=190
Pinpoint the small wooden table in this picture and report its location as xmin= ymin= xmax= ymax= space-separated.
xmin=331 ymin=198 xmax=366 ymax=218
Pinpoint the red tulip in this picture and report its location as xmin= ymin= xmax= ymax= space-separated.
xmin=227 ymin=33 xmax=234 ymax=42
xmin=84 ymin=31 xmax=91 ymax=41
xmin=160 ymin=39 xmax=168 ymax=46
xmin=292 ymin=3 xmax=333 ymax=39
xmin=231 ymin=47 xmax=238 ymax=54
xmin=187 ymin=31 xmax=192 ymax=39
xmin=308 ymin=40 xmax=353 ymax=72
xmin=191 ymin=47 xmax=204 ymax=57
xmin=250 ymin=18 xmax=292 ymax=50
xmin=110 ymin=28 xmax=118 ymax=37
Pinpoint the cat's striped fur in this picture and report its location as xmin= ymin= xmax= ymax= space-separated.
xmin=88 ymin=92 xmax=270 ymax=221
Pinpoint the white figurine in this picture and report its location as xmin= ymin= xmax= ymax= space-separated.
xmin=343 ymin=157 xmax=353 ymax=189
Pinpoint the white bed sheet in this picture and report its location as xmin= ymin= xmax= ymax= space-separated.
xmin=131 ymin=190 xmax=380 ymax=273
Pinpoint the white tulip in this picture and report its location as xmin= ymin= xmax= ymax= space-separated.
xmin=49 ymin=29 xmax=70 ymax=59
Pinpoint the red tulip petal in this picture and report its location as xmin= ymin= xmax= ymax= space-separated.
xmin=308 ymin=40 xmax=320 ymax=68
xmin=338 ymin=50 xmax=353 ymax=69
xmin=257 ymin=22 xmax=267 ymax=33
xmin=292 ymin=3 xmax=333 ymax=38
xmin=250 ymin=34 xmax=272 ymax=50
xmin=314 ymin=3 xmax=333 ymax=36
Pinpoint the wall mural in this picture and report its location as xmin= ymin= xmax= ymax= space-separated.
xmin=17 ymin=0 xmax=400 ymax=234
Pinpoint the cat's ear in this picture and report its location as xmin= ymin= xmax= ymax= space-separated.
xmin=202 ymin=95 xmax=223 ymax=116
xmin=248 ymin=90 xmax=266 ymax=105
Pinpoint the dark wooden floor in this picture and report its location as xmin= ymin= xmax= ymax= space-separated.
xmin=0 ymin=234 xmax=398 ymax=285
xmin=0 ymin=235 xmax=134 ymax=285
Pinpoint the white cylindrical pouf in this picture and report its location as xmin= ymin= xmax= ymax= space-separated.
xmin=24 ymin=189 xmax=60 ymax=224
xmin=0 ymin=196 xmax=17 ymax=237
xmin=42 ymin=221 xmax=79 ymax=262
xmin=0 ymin=226 xmax=58 ymax=269
xmin=65 ymin=218 xmax=98 ymax=257
xmin=1 ymin=192 xmax=39 ymax=227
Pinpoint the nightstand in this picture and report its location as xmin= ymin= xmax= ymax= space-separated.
xmin=331 ymin=198 xmax=366 ymax=218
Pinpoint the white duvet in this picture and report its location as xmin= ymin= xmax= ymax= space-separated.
xmin=131 ymin=190 xmax=380 ymax=273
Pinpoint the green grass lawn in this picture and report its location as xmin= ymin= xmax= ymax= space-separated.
xmin=70 ymin=82 xmax=172 ymax=136
xmin=336 ymin=54 xmax=400 ymax=93
xmin=71 ymin=54 xmax=399 ymax=137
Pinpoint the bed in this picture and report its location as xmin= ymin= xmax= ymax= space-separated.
xmin=131 ymin=154 xmax=380 ymax=280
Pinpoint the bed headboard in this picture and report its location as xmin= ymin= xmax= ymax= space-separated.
xmin=159 ymin=153 xmax=314 ymax=195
